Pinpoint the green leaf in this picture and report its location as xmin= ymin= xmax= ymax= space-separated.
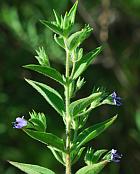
xmin=75 ymin=160 xmax=108 ymax=174
xmin=84 ymin=148 xmax=108 ymax=165
xmin=63 ymin=12 xmax=69 ymax=30
xmin=24 ymin=129 xmax=65 ymax=152
xmin=67 ymin=25 xmax=93 ymax=50
xmin=25 ymin=79 xmax=65 ymax=116
xmin=27 ymin=111 xmax=47 ymax=132
xmin=41 ymin=20 xmax=63 ymax=36
xmin=24 ymin=64 xmax=64 ymax=85
xmin=48 ymin=146 xmax=65 ymax=165
xmin=67 ymin=0 xmax=78 ymax=25
xmin=28 ymin=118 xmax=46 ymax=132
xmin=54 ymin=34 xmax=65 ymax=49
xmin=74 ymin=116 xmax=117 ymax=148
xmin=71 ymin=112 xmax=89 ymax=130
xmin=93 ymin=150 xmax=108 ymax=163
xmin=35 ymin=47 xmax=50 ymax=66
xmin=73 ymin=47 xmax=102 ymax=79
xmin=61 ymin=0 xmax=78 ymax=35
xmin=53 ymin=10 xmax=61 ymax=26
xmin=70 ymin=92 xmax=102 ymax=117
xmin=29 ymin=111 xmax=47 ymax=130
xmin=9 ymin=161 xmax=55 ymax=174
xmin=76 ymin=77 xmax=85 ymax=91
xmin=71 ymin=147 xmax=85 ymax=165
xmin=72 ymin=48 xmax=83 ymax=63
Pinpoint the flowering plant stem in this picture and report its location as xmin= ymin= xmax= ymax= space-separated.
xmin=10 ymin=2 xmax=122 ymax=174
xmin=64 ymin=38 xmax=71 ymax=174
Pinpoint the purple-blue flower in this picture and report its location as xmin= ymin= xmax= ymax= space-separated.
xmin=111 ymin=92 xmax=122 ymax=106
xmin=110 ymin=149 xmax=122 ymax=163
xmin=13 ymin=116 xmax=27 ymax=129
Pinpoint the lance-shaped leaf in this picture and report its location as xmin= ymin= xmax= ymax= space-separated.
xmin=67 ymin=0 xmax=78 ymax=25
xmin=24 ymin=129 xmax=65 ymax=152
xmin=75 ymin=160 xmax=108 ymax=174
xmin=24 ymin=65 xmax=64 ymax=85
xmin=73 ymin=47 xmax=102 ymax=79
xmin=53 ymin=10 xmax=61 ymax=26
xmin=74 ymin=116 xmax=117 ymax=148
xmin=67 ymin=25 xmax=93 ymax=50
xmin=9 ymin=161 xmax=55 ymax=174
xmin=70 ymin=92 xmax=102 ymax=117
xmin=41 ymin=20 xmax=63 ymax=36
xmin=25 ymin=79 xmax=65 ymax=116
xmin=48 ymin=146 xmax=65 ymax=165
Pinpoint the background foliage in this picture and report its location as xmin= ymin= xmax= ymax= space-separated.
xmin=0 ymin=0 xmax=140 ymax=173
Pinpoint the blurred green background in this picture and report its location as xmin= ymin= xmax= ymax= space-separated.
xmin=0 ymin=0 xmax=140 ymax=173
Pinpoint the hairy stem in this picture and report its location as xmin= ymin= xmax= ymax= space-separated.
xmin=64 ymin=39 xmax=71 ymax=174
xmin=70 ymin=60 xmax=75 ymax=79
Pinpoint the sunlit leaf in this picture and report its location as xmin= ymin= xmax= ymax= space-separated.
xmin=25 ymin=79 xmax=65 ymax=116
xmin=67 ymin=25 xmax=93 ymax=50
xmin=67 ymin=0 xmax=78 ymax=25
xmin=74 ymin=116 xmax=117 ymax=148
xmin=9 ymin=161 xmax=55 ymax=174
xmin=53 ymin=10 xmax=61 ymax=26
xmin=75 ymin=160 xmax=108 ymax=174
xmin=41 ymin=20 xmax=63 ymax=36
xmin=24 ymin=65 xmax=64 ymax=85
xmin=70 ymin=92 xmax=102 ymax=117
xmin=24 ymin=129 xmax=65 ymax=152
xmin=73 ymin=47 xmax=102 ymax=79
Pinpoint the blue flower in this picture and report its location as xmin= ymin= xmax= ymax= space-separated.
xmin=111 ymin=92 xmax=122 ymax=106
xmin=110 ymin=149 xmax=122 ymax=163
xmin=13 ymin=116 xmax=27 ymax=129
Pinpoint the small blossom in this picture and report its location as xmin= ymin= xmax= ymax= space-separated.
xmin=13 ymin=116 xmax=27 ymax=129
xmin=111 ymin=92 xmax=122 ymax=106
xmin=110 ymin=149 xmax=122 ymax=163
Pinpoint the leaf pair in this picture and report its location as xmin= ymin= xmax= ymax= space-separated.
xmin=70 ymin=88 xmax=116 ymax=130
xmin=9 ymin=160 xmax=108 ymax=174
xmin=10 ymin=148 xmax=109 ymax=174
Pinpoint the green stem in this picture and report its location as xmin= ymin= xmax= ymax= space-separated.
xmin=64 ymin=39 xmax=71 ymax=174
xmin=70 ymin=60 xmax=75 ymax=79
